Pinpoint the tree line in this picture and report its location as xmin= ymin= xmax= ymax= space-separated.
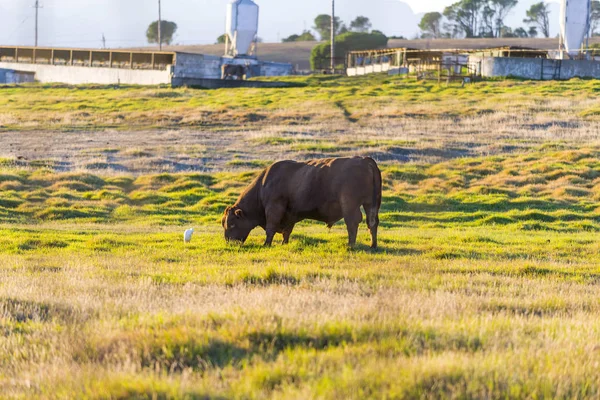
xmin=144 ymin=2 xmax=600 ymax=47
xmin=420 ymin=0 xmax=600 ymax=39
xmin=213 ymin=15 xmax=376 ymax=44
xmin=280 ymin=15 xmax=392 ymax=43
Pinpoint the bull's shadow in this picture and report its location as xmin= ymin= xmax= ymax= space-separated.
xmin=219 ymin=230 xmax=421 ymax=255
xmin=291 ymin=234 xmax=329 ymax=246
xmin=293 ymin=232 xmax=423 ymax=256
xmin=350 ymin=243 xmax=424 ymax=256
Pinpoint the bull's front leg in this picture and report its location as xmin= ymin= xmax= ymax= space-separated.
xmin=264 ymin=204 xmax=285 ymax=247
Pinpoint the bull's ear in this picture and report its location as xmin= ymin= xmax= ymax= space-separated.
xmin=224 ymin=206 xmax=232 ymax=214
xmin=235 ymin=209 xmax=244 ymax=218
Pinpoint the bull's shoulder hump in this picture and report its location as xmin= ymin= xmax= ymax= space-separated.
xmin=269 ymin=160 xmax=300 ymax=167
xmin=304 ymin=158 xmax=337 ymax=167
xmin=265 ymin=160 xmax=302 ymax=172
xmin=311 ymin=157 xmax=372 ymax=167
xmin=350 ymin=156 xmax=380 ymax=168
xmin=262 ymin=160 xmax=304 ymax=179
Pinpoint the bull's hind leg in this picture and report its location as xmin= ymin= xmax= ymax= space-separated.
xmin=343 ymin=207 xmax=363 ymax=248
xmin=363 ymin=203 xmax=380 ymax=249
xmin=282 ymin=224 xmax=295 ymax=245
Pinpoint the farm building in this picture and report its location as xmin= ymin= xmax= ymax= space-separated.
xmin=0 ymin=1 xmax=295 ymax=87
xmin=346 ymin=46 xmax=600 ymax=81
xmin=347 ymin=0 xmax=599 ymax=81
xmin=0 ymin=45 xmax=293 ymax=86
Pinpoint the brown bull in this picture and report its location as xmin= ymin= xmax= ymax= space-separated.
xmin=221 ymin=157 xmax=382 ymax=248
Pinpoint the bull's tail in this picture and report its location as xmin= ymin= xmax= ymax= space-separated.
xmin=365 ymin=157 xmax=383 ymax=249
xmin=365 ymin=157 xmax=382 ymax=211
xmin=364 ymin=157 xmax=382 ymax=249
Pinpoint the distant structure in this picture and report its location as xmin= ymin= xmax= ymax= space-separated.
xmin=346 ymin=1 xmax=600 ymax=81
xmin=559 ymin=0 xmax=591 ymax=58
xmin=220 ymin=0 xmax=285 ymax=81
xmin=225 ymin=0 xmax=259 ymax=58
xmin=346 ymin=44 xmax=600 ymax=81
xmin=0 ymin=0 xmax=292 ymax=87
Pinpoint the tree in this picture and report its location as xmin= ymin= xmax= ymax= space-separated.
xmin=282 ymin=31 xmax=316 ymax=42
xmin=591 ymin=0 xmax=600 ymax=36
xmin=283 ymin=34 xmax=300 ymax=42
xmin=481 ymin=0 xmax=518 ymax=37
xmin=524 ymin=2 xmax=550 ymax=38
xmin=528 ymin=26 xmax=538 ymax=37
xmin=146 ymin=20 xmax=178 ymax=46
xmin=443 ymin=0 xmax=485 ymax=38
xmin=313 ymin=14 xmax=344 ymax=40
xmin=419 ymin=12 xmax=443 ymax=38
xmin=216 ymin=34 xmax=227 ymax=44
xmin=310 ymin=31 xmax=388 ymax=70
xmin=499 ymin=26 xmax=515 ymax=37
xmin=501 ymin=26 xmax=530 ymax=37
xmin=297 ymin=31 xmax=317 ymax=41
xmin=442 ymin=0 xmax=518 ymax=38
xmin=513 ymin=27 xmax=528 ymax=37
xmin=349 ymin=16 xmax=372 ymax=33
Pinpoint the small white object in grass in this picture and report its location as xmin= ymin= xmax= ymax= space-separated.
xmin=184 ymin=228 xmax=194 ymax=243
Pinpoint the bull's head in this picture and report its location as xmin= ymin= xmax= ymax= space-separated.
xmin=222 ymin=206 xmax=253 ymax=244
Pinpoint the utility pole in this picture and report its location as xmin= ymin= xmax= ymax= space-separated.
xmin=330 ymin=0 xmax=335 ymax=72
xmin=158 ymin=0 xmax=162 ymax=50
xmin=102 ymin=33 xmax=106 ymax=49
xmin=34 ymin=0 xmax=40 ymax=47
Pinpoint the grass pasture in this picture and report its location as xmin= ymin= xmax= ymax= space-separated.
xmin=3 ymin=76 xmax=600 ymax=398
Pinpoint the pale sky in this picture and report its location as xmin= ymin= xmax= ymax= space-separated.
xmin=0 ymin=0 xmax=559 ymax=48
xmin=406 ymin=0 xmax=454 ymax=13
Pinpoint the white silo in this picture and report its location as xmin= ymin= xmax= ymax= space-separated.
xmin=225 ymin=0 xmax=259 ymax=57
xmin=559 ymin=0 xmax=591 ymax=58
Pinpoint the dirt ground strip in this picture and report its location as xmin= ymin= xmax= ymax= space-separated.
xmin=1 ymin=112 xmax=599 ymax=174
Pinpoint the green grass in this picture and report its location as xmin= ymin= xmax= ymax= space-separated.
xmin=3 ymin=76 xmax=600 ymax=131
xmin=5 ymin=76 xmax=600 ymax=398
xmin=2 ymin=148 xmax=600 ymax=230
xmin=4 ymin=145 xmax=600 ymax=397
xmin=4 ymin=220 xmax=600 ymax=398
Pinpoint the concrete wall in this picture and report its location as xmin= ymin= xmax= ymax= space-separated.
xmin=174 ymin=53 xmax=292 ymax=80
xmin=174 ymin=53 xmax=222 ymax=79
xmin=171 ymin=77 xmax=302 ymax=89
xmin=0 ymin=62 xmax=171 ymax=85
xmin=480 ymin=57 xmax=543 ymax=79
xmin=0 ymin=68 xmax=35 ymax=84
xmin=259 ymin=61 xmax=293 ymax=77
xmin=559 ymin=60 xmax=600 ymax=79
xmin=0 ymin=52 xmax=293 ymax=86
xmin=477 ymin=56 xmax=600 ymax=80
xmin=347 ymin=63 xmax=391 ymax=77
